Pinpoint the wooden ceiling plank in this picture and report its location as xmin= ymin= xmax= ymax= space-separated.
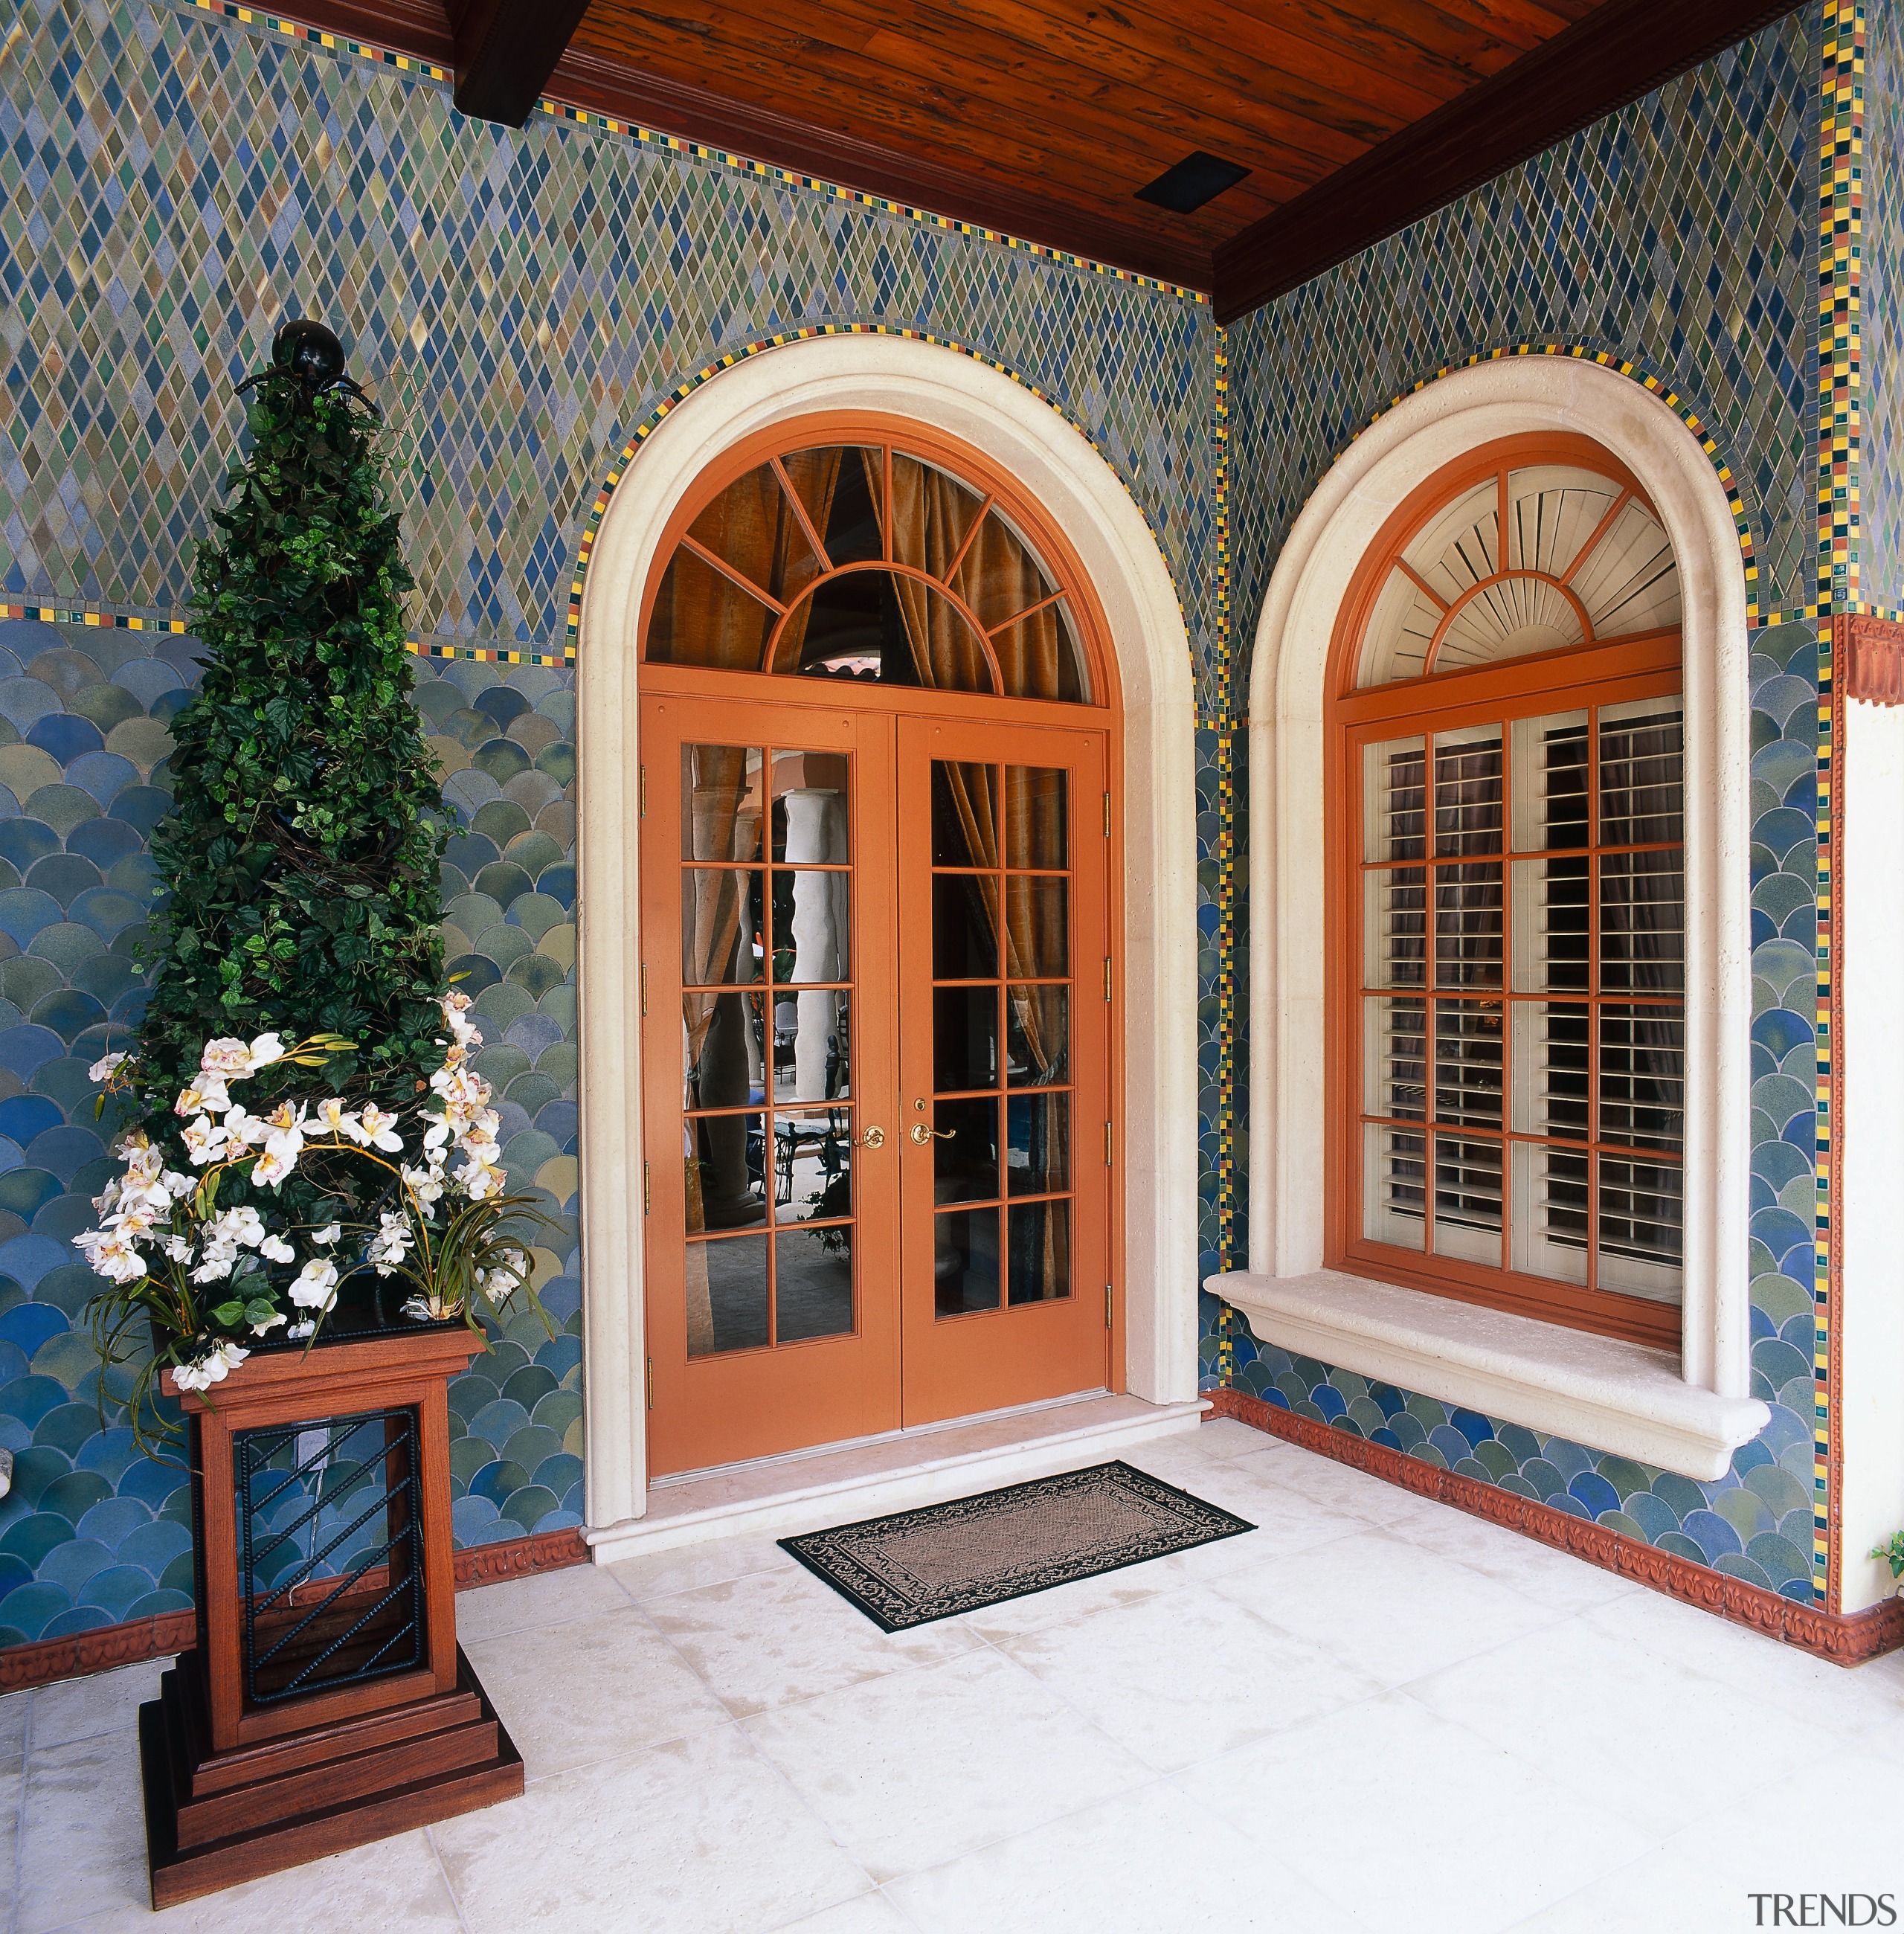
xmin=1213 ymin=0 xmax=1810 ymax=321
xmin=1174 ymin=0 xmax=1537 ymax=90
xmin=575 ymin=9 xmax=1310 ymax=216
xmin=448 ymin=0 xmax=593 ymax=128
xmin=583 ymin=0 xmax=1368 ymax=184
xmin=548 ymin=44 xmax=1216 ymax=285
xmin=567 ymin=18 xmax=1252 ymax=237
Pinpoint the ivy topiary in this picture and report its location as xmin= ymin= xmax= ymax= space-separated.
xmin=135 ymin=327 xmax=448 ymax=1119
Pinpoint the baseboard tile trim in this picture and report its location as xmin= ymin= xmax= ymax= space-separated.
xmin=0 ymin=1528 xmax=590 ymax=1694
xmin=1208 ymin=1387 xmax=1904 ymax=1665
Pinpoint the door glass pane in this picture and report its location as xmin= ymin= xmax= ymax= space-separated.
xmin=933 ymin=873 xmax=1000 ymax=978
xmin=1006 ymin=1094 xmax=1069 ymax=1195
xmin=686 ymin=1112 xmax=766 ymax=1233
xmin=686 ymin=464 xmax=826 ymax=605
xmin=774 ymin=1227 xmax=854 ymax=1342
xmin=773 ymin=1109 xmax=852 ymax=1223
xmin=646 ymin=548 xmax=775 ymax=671
xmin=797 ymin=446 xmax=881 ymax=564
xmin=1008 ymin=1200 xmax=1070 ymax=1304
xmin=681 ymin=871 xmax=762 ymax=984
xmin=935 ymin=1207 xmax=1001 ymax=1315
xmin=948 ymin=507 xmax=1057 ymax=632
xmin=686 ymin=1233 xmax=769 ymax=1357
xmin=1006 ymin=986 xmax=1067 ymax=1087
xmin=684 ymin=992 xmax=764 ymax=1112
xmin=769 ymin=871 xmax=850 ymax=981
xmin=1003 ymin=876 xmax=1067 ymax=978
xmin=932 ymin=762 xmax=998 ymax=866
xmin=891 ymin=452 xmax=986 ymax=571
xmin=681 ymin=745 xmax=764 ymax=861
xmin=770 ymin=753 xmax=849 ymax=861
xmin=933 ymin=987 xmax=998 ymax=1093
xmin=1005 ymin=767 xmax=1067 ymax=868
xmin=781 ymin=573 xmax=994 ymax=690
xmin=934 ymin=1096 xmax=1000 ymax=1203
xmin=1363 ymin=1123 xmax=1426 ymax=1250
xmin=771 ymin=989 xmax=850 ymax=1104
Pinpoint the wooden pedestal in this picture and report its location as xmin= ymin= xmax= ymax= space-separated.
xmin=139 ymin=1327 xmax=526 ymax=1908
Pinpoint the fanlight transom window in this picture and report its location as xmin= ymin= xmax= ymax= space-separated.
xmin=645 ymin=440 xmax=1091 ymax=702
xmin=1357 ymin=463 xmax=1681 ymax=688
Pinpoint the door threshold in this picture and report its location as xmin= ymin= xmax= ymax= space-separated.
xmin=649 ymin=1387 xmax=1116 ymax=1490
xmin=584 ymin=1391 xmax=1209 ymax=1564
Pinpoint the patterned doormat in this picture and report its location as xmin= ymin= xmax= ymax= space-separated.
xmin=779 ymin=1459 xmax=1255 ymax=1631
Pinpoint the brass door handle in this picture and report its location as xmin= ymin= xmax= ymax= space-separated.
xmin=910 ymin=1123 xmax=954 ymax=1145
xmin=858 ymin=1126 xmax=884 ymax=1148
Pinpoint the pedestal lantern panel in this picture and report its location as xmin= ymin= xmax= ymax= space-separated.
xmin=140 ymin=1327 xmax=524 ymax=1909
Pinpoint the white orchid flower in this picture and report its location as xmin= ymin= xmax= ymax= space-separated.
xmin=250 ymin=1146 xmax=294 ymax=1189
xmin=286 ymin=1318 xmax=316 ymax=1340
xmin=312 ymin=1224 xmax=341 ymax=1247
xmin=161 ymin=1171 xmax=193 ymax=1198
xmin=80 ymin=1229 xmax=147 ymax=1284
xmin=89 ymin=1050 xmax=126 ymax=1083
xmin=259 ymin=1234 xmax=295 ymax=1264
xmin=248 ymin=1310 xmax=288 ymax=1337
xmin=220 ymin=1107 xmax=261 ymax=1153
xmin=354 ymin=1105 xmax=404 ymax=1154
xmin=216 ymin=1207 xmax=266 ymax=1248
xmin=91 ymin=1176 xmax=121 ymax=1217
xmin=175 ymin=1339 xmax=248 ymax=1392
xmin=162 ymin=1233 xmax=193 ymax=1264
xmin=290 ymin=1258 xmax=339 ymax=1311
xmin=200 ymin=1038 xmax=254 ymax=1078
xmin=180 ymin=1115 xmax=226 ymax=1166
xmin=366 ymin=1210 xmax=414 ymax=1275
xmin=401 ymin=1163 xmax=445 ymax=1209
xmin=248 ymin=1032 xmax=286 ymax=1070
xmin=312 ymin=1097 xmax=353 ymax=1137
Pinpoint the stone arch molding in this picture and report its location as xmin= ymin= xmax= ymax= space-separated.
xmin=576 ymin=331 xmax=1200 ymax=1535
xmin=1229 ymin=356 xmax=1765 ymax=1478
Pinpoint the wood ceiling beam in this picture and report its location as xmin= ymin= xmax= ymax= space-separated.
xmin=1212 ymin=0 xmax=1812 ymax=323
xmin=446 ymin=0 xmax=594 ymax=128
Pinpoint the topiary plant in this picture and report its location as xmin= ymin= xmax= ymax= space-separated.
xmin=135 ymin=322 xmax=448 ymax=1117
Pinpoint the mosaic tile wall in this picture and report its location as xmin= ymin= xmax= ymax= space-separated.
xmin=0 ymin=0 xmax=1216 ymax=670
xmin=0 ymin=614 xmax=580 ymax=1644
xmin=1204 ymin=623 xmax=1827 ymax=1602
xmin=1863 ymin=0 xmax=1904 ymax=607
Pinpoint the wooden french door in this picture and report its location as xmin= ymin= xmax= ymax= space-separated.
xmin=642 ymin=688 xmax=1113 ymax=1475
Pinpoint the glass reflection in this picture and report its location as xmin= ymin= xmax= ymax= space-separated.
xmin=1006 ymin=986 xmax=1067 ymax=1087
xmin=775 ymin=1228 xmax=854 ymax=1342
xmin=933 ymin=1096 xmax=1000 ymax=1202
xmin=680 ymin=745 xmax=763 ymax=862
xmin=685 ymin=1233 xmax=769 ymax=1357
xmin=1006 ymin=1093 xmax=1069 ymax=1195
xmin=680 ymin=870 xmax=762 ymax=985
xmin=934 ymin=1207 xmax=1001 ymax=1316
xmin=1005 ymin=767 xmax=1067 ymax=868
xmin=933 ymin=987 xmax=998 ymax=1093
xmin=685 ymin=1111 xmax=765 ymax=1233
xmin=933 ymin=873 xmax=1000 ymax=978
xmin=774 ymin=1109 xmax=852 ymax=1224
xmin=1008 ymin=1200 xmax=1070 ymax=1304
xmin=931 ymin=762 xmax=999 ymax=867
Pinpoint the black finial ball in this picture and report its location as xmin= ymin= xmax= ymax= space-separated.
xmin=272 ymin=318 xmax=347 ymax=389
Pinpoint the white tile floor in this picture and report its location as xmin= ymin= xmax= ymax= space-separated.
xmin=6 ymin=1416 xmax=1904 ymax=1934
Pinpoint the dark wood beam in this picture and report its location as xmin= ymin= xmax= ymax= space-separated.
xmin=1212 ymin=0 xmax=1811 ymax=324
xmin=547 ymin=46 xmax=1214 ymax=291
xmin=447 ymin=0 xmax=593 ymax=128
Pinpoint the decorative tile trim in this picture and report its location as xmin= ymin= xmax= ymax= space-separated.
xmin=184 ymin=0 xmax=1205 ymax=305
xmin=187 ymin=0 xmax=450 ymax=80
xmin=1817 ymin=620 xmax=1847 ymax=1607
xmin=1351 ymin=342 xmax=1769 ymax=623
xmin=1820 ymin=0 xmax=1863 ymax=613
xmin=563 ymin=324 xmax=1190 ymax=656
xmin=1213 ymin=326 xmax=1237 ymax=1299
xmin=1207 ymin=1388 xmax=1904 ymax=1664
xmin=1841 ymin=612 xmax=1904 ymax=700
xmin=0 ymin=1529 xmax=589 ymax=1693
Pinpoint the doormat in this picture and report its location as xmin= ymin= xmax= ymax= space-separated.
xmin=778 ymin=1459 xmax=1255 ymax=1631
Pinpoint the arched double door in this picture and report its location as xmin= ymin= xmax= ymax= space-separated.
xmin=639 ymin=417 xmax=1121 ymax=1474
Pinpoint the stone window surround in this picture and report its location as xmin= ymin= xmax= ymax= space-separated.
xmin=1214 ymin=359 xmax=1769 ymax=1482
xmin=575 ymin=332 xmax=1203 ymax=1538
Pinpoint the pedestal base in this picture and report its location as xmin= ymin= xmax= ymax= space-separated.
xmin=139 ymin=1645 xmax=524 ymax=1909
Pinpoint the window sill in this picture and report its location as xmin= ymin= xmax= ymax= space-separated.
xmin=1206 ymin=1268 xmax=1767 ymax=1481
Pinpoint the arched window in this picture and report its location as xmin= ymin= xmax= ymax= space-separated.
xmin=1330 ymin=433 xmax=1685 ymax=1349
xmin=643 ymin=436 xmax=1093 ymax=701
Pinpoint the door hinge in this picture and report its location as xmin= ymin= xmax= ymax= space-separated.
xmin=646 ymin=1357 xmax=654 ymax=1410
xmin=639 ymin=765 xmax=646 ymax=816
xmin=643 ymin=1160 xmax=650 ymax=1215
xmin=1103 ymin=957 xmax=1112 ymax=1003
xmin=1104 ymin=1285 xmax=1113 ymax=1329
xmin=640 ymin=963 xmax=648 ymax=1016
xmin=1104 ymin=1119 xmax=1112 ymax=1165
xmin=1102 ymin=790 xmax=1111 ymax=838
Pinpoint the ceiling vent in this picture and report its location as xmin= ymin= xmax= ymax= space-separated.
xmin=1135 ymin=152 xmax=1251 ymax=214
